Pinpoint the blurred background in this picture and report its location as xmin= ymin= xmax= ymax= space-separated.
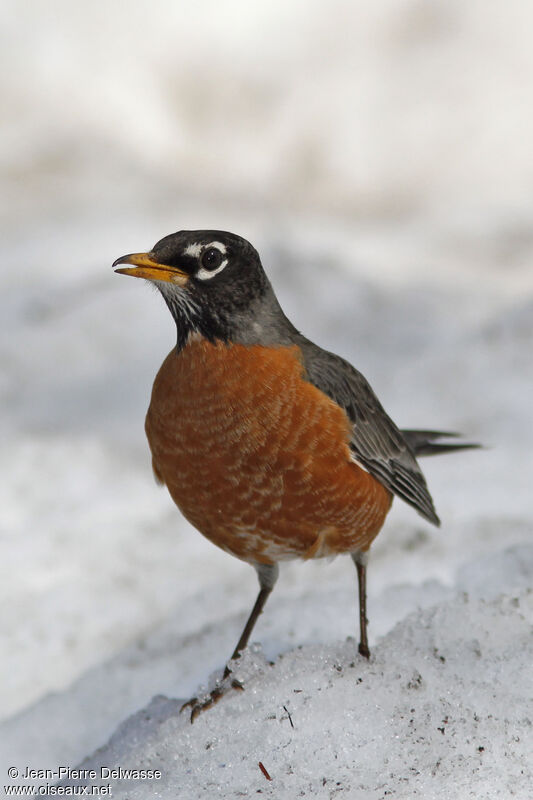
xmin=1 ymin=0 xmax=532 ymax=754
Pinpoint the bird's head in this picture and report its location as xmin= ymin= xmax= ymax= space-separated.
xmin=113 ymin=230 xmax=286 ymax=349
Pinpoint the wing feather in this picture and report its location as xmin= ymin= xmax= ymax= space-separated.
xmin=299 ymin=340 xmax=440 ymax=526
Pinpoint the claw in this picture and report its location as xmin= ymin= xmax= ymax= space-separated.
xmin=189 ymin=687 xmax=224 ymax=722
xmin=180 ymin=670 xmax=245 ymax=722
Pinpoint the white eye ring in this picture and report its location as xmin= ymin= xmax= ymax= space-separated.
xmin=196 ymin=259 xmax=228 ymax=280
xmin=195 ymin=241 xmax=228 ymax=280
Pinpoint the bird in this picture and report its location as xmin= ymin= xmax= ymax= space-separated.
xmin=113 ymin=230 xmax=477 ymax=719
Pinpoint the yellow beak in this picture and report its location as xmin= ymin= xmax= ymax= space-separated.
xmin=112 ymin=252 xmax=188 ymax=286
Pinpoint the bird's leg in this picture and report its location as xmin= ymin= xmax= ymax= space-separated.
xmin=351 ymin=551 xmax=370 ymax=659
xmin=223 ymin=562 xmax=279 ymax=677
xmin=182 ymin=562 xmax=279 ymax=721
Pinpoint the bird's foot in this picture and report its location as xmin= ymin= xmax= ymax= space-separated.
xmin=181 ymin=669 xmax=244 ymax=723
xmin=358 ymin=641 xmax=370 ymax=659
xmin=181 ymin=645 xmax=269 ymax=722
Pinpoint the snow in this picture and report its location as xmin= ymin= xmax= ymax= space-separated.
xmin=67 ymin=588 xmax=533 ymax=800
xmin=4 ymin=564 xmax=532 ymax=799
xmin=2 ymin=1 xmax=533 ymax=797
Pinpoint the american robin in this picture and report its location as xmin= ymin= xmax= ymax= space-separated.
xmin=113 ymin=230 xmax=476 ymax=719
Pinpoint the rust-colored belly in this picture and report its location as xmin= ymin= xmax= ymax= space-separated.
xmin=145 ymin=337 xmax=392 ymax=564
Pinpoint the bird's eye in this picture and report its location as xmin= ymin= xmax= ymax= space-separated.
xmin=201 ymin=248 xmax=224 ymax=271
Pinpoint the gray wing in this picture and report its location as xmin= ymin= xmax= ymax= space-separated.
xmin=299 ymin=340 xmax=440 ymax=526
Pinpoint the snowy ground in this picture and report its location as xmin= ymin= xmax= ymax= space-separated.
xmin=2 ymin=2 xmax=533 ymax=798
xmin=58 ymin=585 xmax=533 ymax=800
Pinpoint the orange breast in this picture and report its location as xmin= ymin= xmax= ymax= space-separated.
xmin=145 ymin=337 xmax=392 ymax=564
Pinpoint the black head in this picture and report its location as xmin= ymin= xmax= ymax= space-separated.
xmin=113 ymin=230 xmax=289 ymax=350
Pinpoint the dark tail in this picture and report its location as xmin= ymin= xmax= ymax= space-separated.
xmin=401 ymin=429 xmax=481 ymax=457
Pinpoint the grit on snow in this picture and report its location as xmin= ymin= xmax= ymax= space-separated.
xmin=2 ymin=2 xmax=533 ymax=798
